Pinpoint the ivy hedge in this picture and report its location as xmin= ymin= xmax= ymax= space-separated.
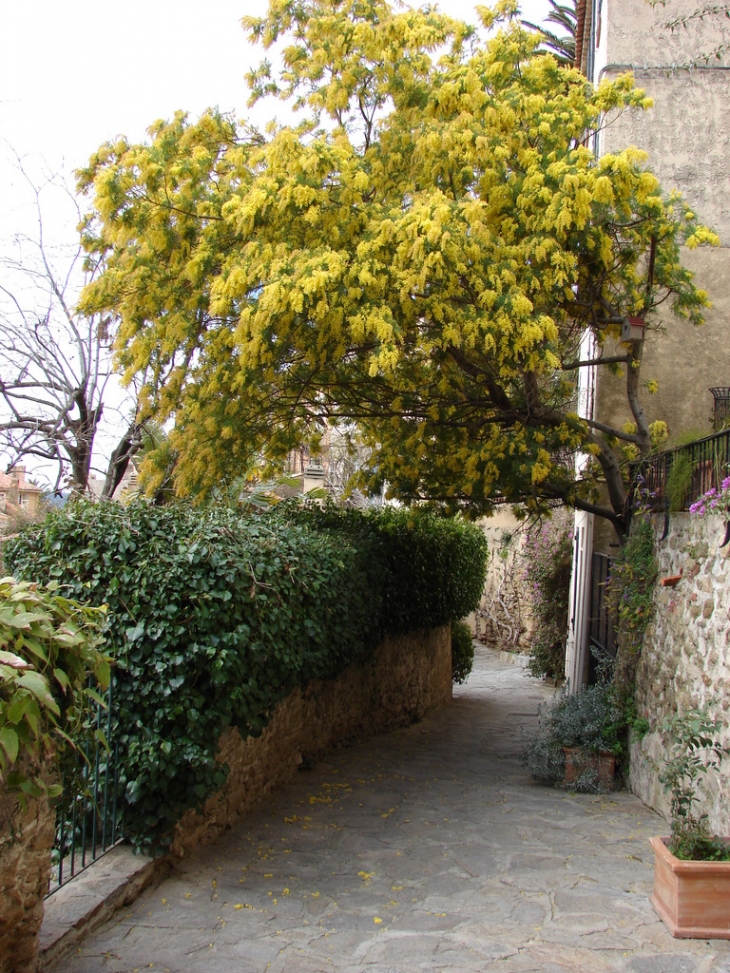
xmin=5 ymin=501 xmax=486 ymax=848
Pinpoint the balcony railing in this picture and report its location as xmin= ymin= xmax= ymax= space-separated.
xmin=629 ymin=428 xmax=730 ymax=513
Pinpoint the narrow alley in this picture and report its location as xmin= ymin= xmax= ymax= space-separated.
xmin=49 ymin=648 xmax=730 ymax=973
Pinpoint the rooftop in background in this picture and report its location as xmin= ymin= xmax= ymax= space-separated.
xmin=0 ymin=464 xmax=43 ymax=524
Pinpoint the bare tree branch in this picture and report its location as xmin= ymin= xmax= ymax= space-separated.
xmin=0 ymin=159 xmax=147 ymax=496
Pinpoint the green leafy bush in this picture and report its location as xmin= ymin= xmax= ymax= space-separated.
xmin=658 ymin=710 xmax=730 ymax=862
xmin=520 ymin=683 xmax=625 ymax=791
xmin=5 ymin=500 xmax=486 ymax=847
xmin=285 ymin=504 xmax=488 ymax=635
xmin=607 ymin=517 xmax=658 ymax=709
xmin=666 ymin=453 xmax=695 ymax=512
xmin=450 ymin=620 xmax=475 ymax=685
xmin=0 ymin=577 xmax=109 ymax=802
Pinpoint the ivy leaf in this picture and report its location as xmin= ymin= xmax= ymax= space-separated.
xmin=0 ymin=727 xmax=19 ymax=764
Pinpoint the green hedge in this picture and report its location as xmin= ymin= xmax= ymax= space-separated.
xmin=282 ymin=504 xmax=488 ymax=635
xmin=5 ymin=501 xmax=486 ymax=848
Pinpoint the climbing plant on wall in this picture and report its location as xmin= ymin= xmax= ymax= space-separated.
xmin=607 ymin=517 xmax=658 ymax=711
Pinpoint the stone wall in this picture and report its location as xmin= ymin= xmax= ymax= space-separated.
xmin=169 ymin=625 xmax=452 ymax=856
xmin=630 ymin=513 xmax=730 ymax=836
xmin=0 ymin=785 xmax=55 ymax=973
xmin=470 ymin=511 xmax=533 ymax=653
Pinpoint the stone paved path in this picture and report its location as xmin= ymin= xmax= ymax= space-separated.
xmin=52 ymin=647 xmax=730 ymax=973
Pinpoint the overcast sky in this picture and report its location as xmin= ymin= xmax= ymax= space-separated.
xmin=0 ymin=0 xmax=550 ymax=240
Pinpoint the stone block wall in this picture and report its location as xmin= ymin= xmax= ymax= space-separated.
xmin=630 ymin=513 xmax=730 ymax=836
xmin=0 ymin=785 xmax=55 ymax=973
xmin=170 ymin=625 xmax=451 ymax=857
xmin=470 ymin=511 xmax=533 ymax=653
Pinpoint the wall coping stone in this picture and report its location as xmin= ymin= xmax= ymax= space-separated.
xmin=40 ymin=845 xmax=163 ymax=971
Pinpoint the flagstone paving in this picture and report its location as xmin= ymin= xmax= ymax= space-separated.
xmin=50 ymin=647 xmax=730 ymax=973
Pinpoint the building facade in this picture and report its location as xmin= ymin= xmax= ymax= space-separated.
xmin=566 ymin=0 xmax=730 ymax=685
xmin=0 ymin=464 xmax=43 ymax=527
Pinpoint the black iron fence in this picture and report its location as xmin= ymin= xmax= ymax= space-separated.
xmin=47 ymin=675 xmax=124 ymax=895
xmin=629 ymin=428 xmax=730 ymax=513
xmin=588 ymin=552 xmax=616 ymax=683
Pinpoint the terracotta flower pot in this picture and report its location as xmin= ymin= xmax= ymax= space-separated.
xmin=562 ymin=748 xmax=615 ymax=787
xmin=649 ymin=835 xmax=730 ymax=939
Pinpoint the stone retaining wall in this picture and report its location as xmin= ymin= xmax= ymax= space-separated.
xmin=630 ymin=513 xmax=730 ymax=836
xmin=171 ymin=625 xmax=451 ymax=857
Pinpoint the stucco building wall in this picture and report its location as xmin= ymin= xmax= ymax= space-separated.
xmin=590 ymin=0 xmax=730 ymax=553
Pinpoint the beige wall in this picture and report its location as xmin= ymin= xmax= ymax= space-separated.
xmin=469 ymin=510 xmax=534 ymax=653
xmin=596 ymin=249 xmax=730 ymax=448
xmin=594 ymin=0 xmax=730 ymax=513
xmin=600 ymin=0 xmax=730 ymax=239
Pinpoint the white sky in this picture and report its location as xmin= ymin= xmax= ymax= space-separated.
xmin=0 ymin=0 xmax=550 ymax=237
xmin=0 ymin=0 xmax=550 ymax=482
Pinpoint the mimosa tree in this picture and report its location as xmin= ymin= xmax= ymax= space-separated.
xmin=77 ymin=0 xmax=718 ymax=536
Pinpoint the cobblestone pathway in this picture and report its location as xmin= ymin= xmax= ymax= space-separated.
xmin=52 ymin=647 xmax=730 ymax=973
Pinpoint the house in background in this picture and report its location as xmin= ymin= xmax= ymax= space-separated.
xmin=88 ymin=463 xmax=141 ymax=502
xmin=0 ymin=464 xmax=43 ymax=527
xmin=566 ymin=0 xmax=730 ymax=687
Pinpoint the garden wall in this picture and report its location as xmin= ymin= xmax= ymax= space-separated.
xmin=471 ymin=511 xmax=533 ymax=653
xmin=630 ymin=512 xmax=730 ymax=836
xmin=170 ymin=625 xmax=451 ymax=856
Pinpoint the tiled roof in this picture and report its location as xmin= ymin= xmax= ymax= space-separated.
xmin=0 ymin=467 xmax=43 ymax=494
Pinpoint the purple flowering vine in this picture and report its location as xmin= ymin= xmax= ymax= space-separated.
xmin=688 ymin=475 xmax=730 ymax=516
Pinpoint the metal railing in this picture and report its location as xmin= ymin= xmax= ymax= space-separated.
xmin=588 ymin=552 xmax=616 ymax=684
xmin=629 ymin=428 xmax=730 ymax=512
xmin=47 ymin=675 xmax=124 ymax=896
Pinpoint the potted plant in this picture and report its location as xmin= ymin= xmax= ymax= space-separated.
xmin=520 ymin=683 xmax=623 ymax=792
xmin=649 ymin=710 xmax=730 ymax=939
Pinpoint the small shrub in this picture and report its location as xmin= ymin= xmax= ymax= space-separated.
xmin=0 ymin=577 xmax=109 ymax=802
xmin=658 ymin=710 xmax=730 ymax=862
xmin=450 ymin=620 xmax=474 ymax=685
xmin=520 ymin=683 xmax=625 ymax=792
